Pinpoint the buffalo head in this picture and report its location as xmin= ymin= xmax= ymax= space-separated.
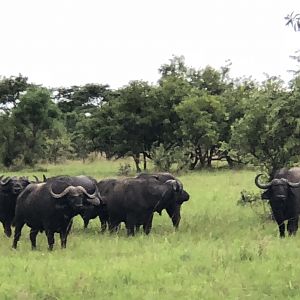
xmin=0 ymin=176 xmax=31 ymax=195
xmin=165 ymin=179 xmax=189 ymax=204
xmin=255 ymin=174 xmax=300 ymax=202
xmin=49 ymin=185 xmax=101 ymax=211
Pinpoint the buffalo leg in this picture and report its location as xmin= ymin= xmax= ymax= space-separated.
xmin=30 ymin=229 xmax=39 ymax=250
xmin=166 ymin=205 xmax=181 ymax=229
xmin=46 ymin=230 xmax=55 ymax=251
xmin=66 ymin=220 xmax=73 ymax=235
xmin=60 ymin=231 xmax=68 ymax=249
xmin=3 ymin=221 xmax=12 ymax=237
xmin=287 ymin=216 xmax=299 ymax=236
xmin=60 ymin=220 xmax=72 ymax=249
xmin=126 ymin=214 xmax=136 ymax=236
xmin=99 ymin=216 xmax=107 ymax=233
xmin=12 ymin=222 xmax=25 ymax=249
xmin=143 ymin=214 xmax=154 ymax=235
xmin=135 ymin=225 xmax=141 ymax=233
xmin=277 ymin=222 xmax=285 ymax=238
xmin=83 ymin=218 xmax=89 ymax=229
xmin=108 ymin=221 xmax=120 ymax=233
xmin=108 ymin=214 xmax=120 ymax=234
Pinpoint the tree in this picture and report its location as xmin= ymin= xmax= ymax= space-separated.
xmin=92 ymin=81 xmax=161 ymax=171
xmin=54 ymin=83 xmax=111 ymax=114
xmin=176 ymin=89 xmax=227 ymax=168
xmin=285 ymin=12 xmax=300 ymax=31
xmin=12 ymin=87 xmax=61 ymax=166
xmin=0 ymin=74 xmax=31 ymax=112
xmin=0 ymin=114 xmax=19 ymax=167
xmin=230 ymin=77 xmax=300 ymax=177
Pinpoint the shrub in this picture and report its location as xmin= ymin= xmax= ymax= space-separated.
xmin=118 ymin=163 xmax=131 ymax=176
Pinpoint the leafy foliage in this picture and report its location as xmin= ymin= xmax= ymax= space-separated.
xmin=285 ymin=12 xmax=300 ymax=31
xmin=230 ymin=77 xmax=300 ymax=176
xmin=0 ymin=55 xmax=300 ymax=172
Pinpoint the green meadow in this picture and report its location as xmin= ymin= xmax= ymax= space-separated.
xmin=0 ymin=160 xmax=298 ymax=300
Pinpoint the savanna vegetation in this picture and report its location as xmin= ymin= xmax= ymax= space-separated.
xmin=0 ymin=16 xmax=299 ymax=299
xmin=1 ymin=53 xmax=300 ymax=177
xmin=0 ymin=160 xmax=297 ymax=300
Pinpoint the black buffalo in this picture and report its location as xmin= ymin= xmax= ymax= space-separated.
xmin=79 ymin=178 xmax=116 ymax=232
xmin=136 ymin=172 xmax=189 ymax=229
xmin=12 ymin=176 xmax=101 ymax=250
xmin=0 ymin=176 xmax=31 ymax=237
xmin=80 ymin=174 xmax=189 ymax=233
xmin=105 ymin=176 xmax=188 ymax=236
xmin=255 ymin=167 xmax=300 ymax=237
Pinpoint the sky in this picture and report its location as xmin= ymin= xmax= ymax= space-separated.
xmin=1 ymin=0 xmax=299 ymax=89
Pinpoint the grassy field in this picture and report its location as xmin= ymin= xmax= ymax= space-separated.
xmin=0 ymin=160 xmax=299 ymax=299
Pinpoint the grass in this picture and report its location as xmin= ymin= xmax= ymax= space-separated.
xmin=0 ymin=160 xmax=298 ymax=299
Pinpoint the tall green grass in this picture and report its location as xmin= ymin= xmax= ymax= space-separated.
xmin=0 ymin=161 xmax=298 ymax=299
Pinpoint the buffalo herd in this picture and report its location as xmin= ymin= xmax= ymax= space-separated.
xmin=0 ymin=172 xmax=189 ymax=250
xmin=1 ymin=167 xmax=300 ymax=251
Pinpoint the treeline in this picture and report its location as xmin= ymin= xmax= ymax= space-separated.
xmin=1 ymin=56 xmax=300 ymax=176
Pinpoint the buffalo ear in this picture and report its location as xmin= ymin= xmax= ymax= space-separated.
xmin=261 ymin=190 xmax=271 ymax=200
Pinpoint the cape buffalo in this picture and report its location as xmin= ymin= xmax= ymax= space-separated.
xmin=255 ymin=167 xmax=300 ymax=237
xmin=79 ymin=178 xmax=116 ymax=231
xmin=0 ymin=176 xmax=31 ymax=237
xmin=12 ymin=176 xmax=101 ymax=250
xmin=105 ymin=176 xmax=188 ymax=236
xmin=80 ymin=174 xmax=189 ymax=233
xmin=136 ymin=172 xmax=189 ymax=229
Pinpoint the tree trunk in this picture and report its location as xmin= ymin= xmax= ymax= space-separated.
xmin=143 ymin=152 xmax=147 ymax=170
xmin=133 ymin=154 xmax=141 ymax=173
xmin=225 ymin=155 xmax=234 ymax=168
xmin=207 ymin=148 xmax=213 ymax=168
xmin=199 ymin=150 xmax=207 ymax=168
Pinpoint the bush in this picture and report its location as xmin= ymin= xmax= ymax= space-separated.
xmin=151 ymin=144 xmax=190 ymax=173
xmin=9 ymin=154 xmax=25 ymax=171
xmin=118 ymin=163 xmax=132 ymax=176
xmin=237 ymin=189 xmax=273 ymax=221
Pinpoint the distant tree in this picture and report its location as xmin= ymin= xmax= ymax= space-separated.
xmin=285 ymin=12 xmax=300 ymax=31
xmin=104 ymin=81 xmax=162 ymax=171
xmin=230 ymin=77 xmax=300 ymax=177
xmin=157 ymin=56 xmax=192 ymax=149
xmin=0 ymin=74 xmax=31 ymax=112
xmin=159 ymin=55 xmax=188 ymax=78
xmin=44 ymin=122 xmax=73 ymax=164
xmin=54 ymin=83 xmax=111 ymax=114
xmin=12 ymin=87 xmax=61 ymax=166
xmin=176 ymin=89 xmax=227 ymax=169
xmin=220 ymin=77 xmax=258 ymax=167
xmin=0 ymin=114 xmax=19 ymax=167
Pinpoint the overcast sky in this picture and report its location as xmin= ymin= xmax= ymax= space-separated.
xmin=1 ymin=0 xmax=299 ymax=89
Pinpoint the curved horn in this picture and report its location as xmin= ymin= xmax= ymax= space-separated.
xmin=288 ymin=181 xmax=300 ymax=188
xmin=166 ymin=179 xmax=179 ymax=191
xmin=255 ymin=174 xmax=272 ymax=189
xmin=74 ymin=186 xmax=101 ymax=205
xmin=43 ymin=174 xmax=47 ymax=182
xmin=49 ymin=185 xmax=75 ymax=199
xmin=33 ymin=175 xmax=39 ymax=182
xmin=77 ymin=186 xmax=100 ymax=199
xmin=176 ymin=179 xmax=183 ymax=192
xmin=0 ymin=176 xmax=11 ymax=185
